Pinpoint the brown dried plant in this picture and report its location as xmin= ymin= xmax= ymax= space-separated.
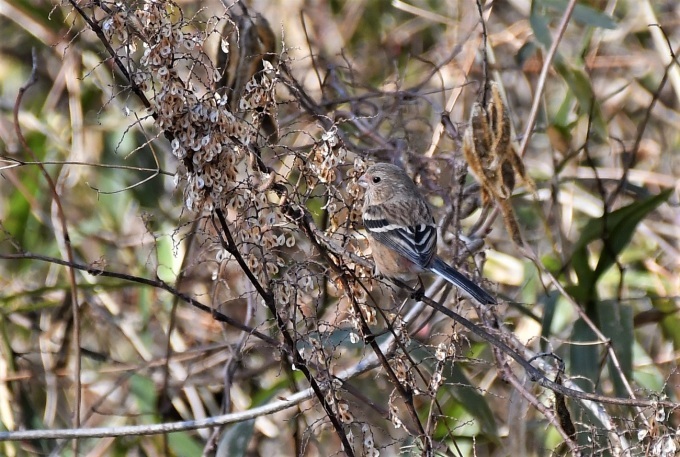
xmin=216 ymin=3 xmax=278 ymax=141
xmin=462 ymin=81 xmax=535 ymax=246
xmin=85 ymin=1 xmax=415 ymax=453
xmin=2 ymin=0 xmax=678 ymax=456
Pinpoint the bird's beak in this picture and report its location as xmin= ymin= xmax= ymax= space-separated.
xmin=358 ymin=174 xmax=368 ymax=188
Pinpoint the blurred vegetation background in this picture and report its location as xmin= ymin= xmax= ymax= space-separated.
xmin=0 ymin=0 xmax=678 ymax=456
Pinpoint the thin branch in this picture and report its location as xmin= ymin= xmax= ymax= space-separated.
xmin=517 ymin=0 xmax=578 ymax=158
xmin=413 ymin=290 xmax=671 ymax=409
xmin=0 ymin=252 xmax=280 ymax=348
xmin=0 ymin=387 xmax=321 ymax=441
xmin=213 ymin=209 xmax=356 ymax=457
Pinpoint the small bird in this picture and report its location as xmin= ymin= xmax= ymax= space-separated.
xmin=359 ymin=163 xmax=496 ymax=305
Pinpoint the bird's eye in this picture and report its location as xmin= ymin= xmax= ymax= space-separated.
xmin=372 ymin=176 xmax=381 ymax=184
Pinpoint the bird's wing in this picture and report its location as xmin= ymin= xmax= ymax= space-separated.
xmin=363 ymin=203 xmax=436 ymax=268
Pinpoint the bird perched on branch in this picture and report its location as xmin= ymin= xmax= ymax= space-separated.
xmin=359 ymin=163 xmax=496 ymax=305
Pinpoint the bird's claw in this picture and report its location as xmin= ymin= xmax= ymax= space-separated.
xmin=410 ymin=281 xmax=425 ymax=301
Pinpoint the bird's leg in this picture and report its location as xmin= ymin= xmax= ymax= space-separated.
xmin=410 ymin=277 xmax=426 ymax=301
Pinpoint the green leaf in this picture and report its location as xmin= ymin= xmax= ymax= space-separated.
xmin=5 ymin=182 xmax=31 ymax=246
xmin=216 ymin=374 xmax=292 ymax=457
xmin=156 ymin=235 xmax=179 ymax=283
xmin=553 ymin=62 xmax=608 ymax=140
xmin=440 ymin=363 xmax=498 ymax=437
xmin=409 ymin=344 xmax=497 ymax=438
xmin=216 ymin=419 xmax=256 ymax=457
xmin=569 ymin=318 xmax=600 ymax=392
xmin=571 ymin=248 xmax=594 ymax=303
xmin=572 ymin=189 xmax=673 ymax=300
xmin=529 ymin=8 xmax=609 ymax=140
xmin=250 ymin=374 xmax=299 ymax=407
xmin=592 ymin=189 xmax=672 ymax=280
xmin=543 ymin=0 xmax=618 ymax=29
xmin=632 ymin=340 xmax=666 ymax=392
xmin=568 ymin=190 xmax=671 ymax=396
xmin=168 ymin=432 xmax=203 ymax=457
xmin=529 ymin=11 xmax=553 ymax=50
xmin=540 ymin=291 xmax=560 ymax=352
xmin=553 ymin=94 xmax=575 ymax=129
xmin=655 ymin=299 xmax=680 ymax=349
xmin=598 ymin=300 xmax=633 ymax=397
xmin=5 ymin=165 xmax=45 ymax=261
xmin=130 ymin=374 xmax=157 ymax=412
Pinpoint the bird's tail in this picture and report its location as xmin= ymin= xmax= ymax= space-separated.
xmin=429 ymin=257 xmax=496 ymax=305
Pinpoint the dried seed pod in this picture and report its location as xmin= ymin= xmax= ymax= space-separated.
xmin=461 ymin=81 xmax=535 ymax=246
